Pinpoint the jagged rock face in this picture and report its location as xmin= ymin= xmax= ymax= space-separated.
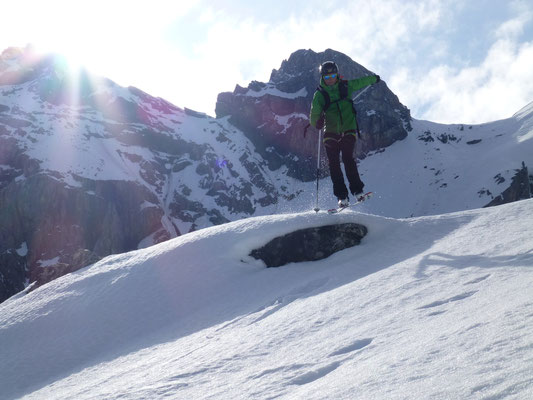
xmin=250 ymin=223 xmax=368 ymax=267
xmin=485 ymin=163 xmax=532 ymax=207
xmin=216 ymin=48 xmax=412 ymax=181
xmin=0 ymin=47 xmax=303 ymax=302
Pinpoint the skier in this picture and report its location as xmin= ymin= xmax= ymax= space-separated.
xmin=309 ymin=61 xmax=380 ymax=208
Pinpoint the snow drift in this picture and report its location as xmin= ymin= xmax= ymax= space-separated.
xmin=1 ymin=199 xmax=533 ymax=399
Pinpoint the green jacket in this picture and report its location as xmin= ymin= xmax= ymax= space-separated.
xmin=309 ymin=75 xmax=378 ymax=139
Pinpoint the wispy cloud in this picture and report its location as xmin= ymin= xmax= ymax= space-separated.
xmin=1 ymin=0 xmax=532 ymax=124
xmin=391 ymin=9 xmax=533 ymax=123
xmin=165 ymin=0 xmax=454 ymax=114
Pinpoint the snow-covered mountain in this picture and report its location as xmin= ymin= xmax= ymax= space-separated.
xmin=1 ymin=197 xmax=532 ymax=399
xmin=0 ymin=46 xmax=307 ymax=301
xmin=356 ymin=105 xmax=533 ymax=217
xmin=1 ymin=45 xmax=532 ymax=304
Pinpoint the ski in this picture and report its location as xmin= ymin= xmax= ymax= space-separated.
xmin=327 ymin=192 xmax=373 ymax=214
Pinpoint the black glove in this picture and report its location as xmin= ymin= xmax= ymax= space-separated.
xmin=316 ymin=115 xmax=325 ymax=130
xmin=375 ymin=75 xmax=380 ymax=83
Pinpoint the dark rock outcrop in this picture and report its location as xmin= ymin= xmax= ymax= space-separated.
xmin=485 ymin=162 xmax=532 ymax=207
xmin=216 ymin=48 xmax=412 ymax=181
xmin=250 ymin=223 xmax=368 ymax=267
xmin=0 ymin=174 xmax=164 ymax=302
xmin=0 ymin=252 xmax=26 ymax=302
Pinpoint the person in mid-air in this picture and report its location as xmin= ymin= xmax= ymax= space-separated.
xmin=309 ymin=60 xmax=380 ymax=207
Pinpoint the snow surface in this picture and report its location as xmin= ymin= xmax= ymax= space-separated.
xmin=15 ymin=242 xmax=28 ymax=257
xmin=352 ymin=106 xmax=532 ymax=218
xmin=1 ymin=199 xmax=533 ymax=399
xmin=243 ymin=84 xmax=308 ymax=99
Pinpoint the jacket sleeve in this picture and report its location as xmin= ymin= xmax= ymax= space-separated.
xmin=348 ymin=75 xmax=379 ymax=93
xmin=309 ymin=90 xmax=325 ymax=129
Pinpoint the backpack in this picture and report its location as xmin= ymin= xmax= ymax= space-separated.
xmin=315 ymin=79 xmax=361 ymax=138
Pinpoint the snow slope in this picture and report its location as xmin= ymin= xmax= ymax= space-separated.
xmin=1 ymin=199 xmax=533 ymax=399
xmin=271 ymin=101 xmax=533 ymax=219
xmin=0 ymin=51 xmax=305 ymax=243
xmin=346 ymin=101 xmax=533 ymax=218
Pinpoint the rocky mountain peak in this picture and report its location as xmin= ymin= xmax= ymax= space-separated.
xmin=216 ymin=48 xmax=411 ymax=180
xmin=269 ymin=48 xmax=370 ymax=94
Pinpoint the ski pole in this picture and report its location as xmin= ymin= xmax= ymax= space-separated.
xmin=352 ymin=84 xmax=371 ymax=103
xmin=314 ymin=128 xmax=322 ymax=212
xmin=351 ymin=83 xmax=373 ymax=139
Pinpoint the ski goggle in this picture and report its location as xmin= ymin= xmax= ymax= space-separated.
xmin=323 ymin=73 xmax=337 ymax=80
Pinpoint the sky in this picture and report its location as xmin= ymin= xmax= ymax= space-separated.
xmin=1 ymin=0 xmax=533 ymax=124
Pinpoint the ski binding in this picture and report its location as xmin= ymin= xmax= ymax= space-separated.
xmin=327 ymin=192 xmax=373 ymax=214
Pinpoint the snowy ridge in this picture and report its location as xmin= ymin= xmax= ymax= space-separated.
xmin=243 ymin=84 xmax=308 ymax=99
xmin=514 ymin=101 xmax=533 ymax=142
xmin=0 ymin=52 xmax=306 ymax=238
xmin=1 ymin=200 xmax=533 ymax=399
xmin=353 ymin=107 xmax=533 ymax=217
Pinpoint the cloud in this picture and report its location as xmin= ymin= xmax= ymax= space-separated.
xmin=164 ymin=0 xmax=453 ymax=115
xmin=390 ymin=10 xmax=533 ymax=124
xmin=0 ymin=0 xmax=461 ymax=118
xmin=2 ymin=0 xmax=532 ymax=124
xmin=494 ymin=6 xmax=533 ymax=40
xmin=0 ymin=0 xmax=201 ymax=105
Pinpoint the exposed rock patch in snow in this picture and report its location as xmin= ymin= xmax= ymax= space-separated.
xmin=250 ymin=223 xmax=368 ymax=267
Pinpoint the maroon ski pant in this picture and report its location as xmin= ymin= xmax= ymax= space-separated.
xmin=324 ymin=133 xmax=364 ymax=200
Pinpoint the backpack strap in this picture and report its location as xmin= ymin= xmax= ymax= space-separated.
xmin=338 ymin=79 xmax=349 ymax=100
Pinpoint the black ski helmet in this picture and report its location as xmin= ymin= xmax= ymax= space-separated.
xmin=320 ymin=61 xmax=338 ymax=75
